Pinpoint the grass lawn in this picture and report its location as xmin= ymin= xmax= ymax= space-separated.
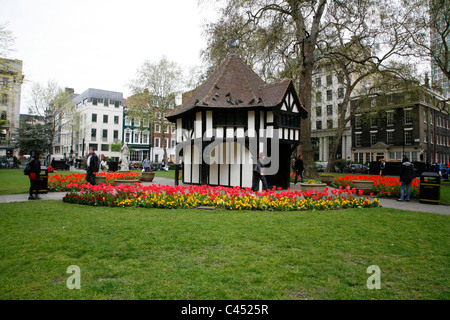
xmin=0 ymin=201 xmax=448 ymax=300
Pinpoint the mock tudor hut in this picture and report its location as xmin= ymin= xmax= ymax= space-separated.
xmin=166 ymin=55 xmax=307 ymax=189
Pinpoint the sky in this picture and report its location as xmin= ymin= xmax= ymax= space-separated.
xmin=0 ymin=0 xmax=219 ymax=113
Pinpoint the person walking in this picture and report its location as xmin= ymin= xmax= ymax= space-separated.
xmin=397 ymin=156 xmax=415 ymax=202
xmin=143 ymin=156 xmax=150 ymax=172
xmin=28 ymin=151 xmax=43 ymax=200
xmin=86 ymin=147 xmax=100 ymax=185
xmin=252 ymin=152 xmax=269 ymax=192
xmin=294 ymin=155 xmax=304 ymax=185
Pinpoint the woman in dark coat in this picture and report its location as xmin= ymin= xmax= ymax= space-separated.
xmin=28 ymin=151 xmax=43 ymax=200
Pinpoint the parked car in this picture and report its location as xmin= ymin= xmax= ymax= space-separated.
xmin=344 ymin=163 xmax=369 ymax=174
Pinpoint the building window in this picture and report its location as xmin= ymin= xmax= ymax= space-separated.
xmin=326 ymin=75 xmax=333 ymax=86
xmin=92 ymin=98 xmax=98 ymax=105
xmin=354 ymin=115 xmax=362 ymax=128
xmin=104 ymin=99 xmax=109 ymax=107
xmin=134 ymin=119 xmax=140 ymax=127
xmin=326 ymin=90 xmax=333 ymax=101
xmin=102 ymin=129 xmax=108 ymax=142
xmin=125 ymin=117 xmax=131 ymax=126
xmin=316 ymin=121 xmax=322 ymax=130
xmin=316 ymin=107 xmax=322 ymax=117
xmin=404 ymin=109 xmax=412 ymax=124
xmin=101 ymin=144 xmax=109 ymax=152
xmin=327 ymin=119 xmax=333 ymax=129
xmin=405 ymin=130 xmax=413 ymax=145
xmin=386 ymin=112 xmax=394 ymax=126
xmin=125 ymin=131 xmax=131 ymax=143
xmin=164 ymin=138 xmax=168 ymax=148
xmin=103 ymin=115 xmax=108 ymax=123
xmin=114 ymin=130 xmax=119 ymax=141
xmin=423 ymin=110 xmax=427 ymax=123
xmin=387 ymin=131 xmax=394 ymax=145
xmin=316 ymin=92 xmax=322 ymax=103
xmin=371 ymin=133 xmax=377 ymax=146
xmin=154 ymin=138 xmax=160 ymax=148
xmin=171 ymin=140 xmax=176 ymax=148
xmin=316 ymin=77 xmax=322 ymax=87
xmin=326 ymin=105 xmax=333 ymax=116
xmin=155 ymin=124 xmax=161 ymax=133
xmin=91 ymin=128 xmax=97 ymax=140
xmin=92 ymin=114 xmax=97 ymax=123
xmin=338 ymin=88 xmax=344 ymax=99
xmin=114 ymin=101 xmax=120 ymax=108
xmin=142 ymin=133 xmax=149 ymax=144
xmin=355 ymin=133 xmax=362 ymax=147
xmin=370 ymin=114 xmax=377 ymax=127
xmin=1 ymin=94 xmax=7 ymax=105
xmin=155 ymin=154 xmax=159 ymax=163
xmin=114 ymin=116 xmax=119 ymax=124
xmin=134 ymin=131 xmax=140 ymax=144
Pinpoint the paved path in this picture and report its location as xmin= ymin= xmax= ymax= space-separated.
xmin=0 ymin=178 xmax=448 ymax=215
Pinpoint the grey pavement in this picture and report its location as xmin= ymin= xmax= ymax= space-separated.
xmin=0 ymin=178 xmax=448 ymax=215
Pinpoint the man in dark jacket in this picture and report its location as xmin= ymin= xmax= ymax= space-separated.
xmin=294 ymin=155 xmax=304 ymax=185
xmin=86 ymin=147 xmax=100 ymax=185
xmin=252 ymin=152 xmax=269 ymax=192
xmin=28 ymin=151 xmax=43 ymax=200
xmin=398 ymin=156 xmax=415 ymax=202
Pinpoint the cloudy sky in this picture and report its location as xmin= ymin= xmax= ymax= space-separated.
xmin=0 ymin=0 xmax=218 ymax=113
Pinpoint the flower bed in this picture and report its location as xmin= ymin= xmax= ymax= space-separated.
xmin=332 ymin=175 xmax=420 ymax=198
xmin=62 ymin=184 xmax=380 ymax=212
xmin=48 ymin=172 xmax=141 ymax=191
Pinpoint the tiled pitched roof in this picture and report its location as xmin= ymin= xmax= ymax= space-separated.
xmin=167 ymin=54 xmax=307 ymax=120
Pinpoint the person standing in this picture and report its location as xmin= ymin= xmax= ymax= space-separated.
xmin=397 ymin=156 xmax=415 ymax=202
xmin=294 ymin=155 xmax=304 ymax=185
xmin=100 ymin=155 xmax=108 ymax=172
xmin=379 ymin=158 xmax=386 ymax=176
xmin=252 ymin=152 xmax=269 ymax=192
xmin=86 ymin=147 xmax=100 ymax=185
xmin=143 ymin=156 xmax=150 ymax=172
xmin=28 ymin=151 xmax=43 ymax=200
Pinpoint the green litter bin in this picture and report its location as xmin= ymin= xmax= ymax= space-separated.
xmin=39 ymin=166 xmax=48 ymax=194
xmin=419 ymin=172 xmax=440 ymax=205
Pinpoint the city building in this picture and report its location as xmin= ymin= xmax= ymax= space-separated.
xmin=0 ymin=58 xmax=24 ymax=157
xmin=351 ymin=85 xmax=450 ymax=164
xmin=68 ymin=88 xmax=124 ymax=159
xmin=123 ymin=97 xmax=178 ymax=165
xmin=310 ymin=62 xmax=353 ymax=162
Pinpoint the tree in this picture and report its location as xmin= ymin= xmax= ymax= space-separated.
xmin=202 ymin=0 xmax=328 ymax=178
xmin=400 ymin=0 xmax=450 ymax=87
xmin=127 ymin=56 xmax=183 ymax=164
xmin=26 ymin=81 xmax=77 ymax=156
xmin=315 ymin=0 xmax=423 ymax=172
xmin=16 ymin=117 xmax=51 ymax=155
